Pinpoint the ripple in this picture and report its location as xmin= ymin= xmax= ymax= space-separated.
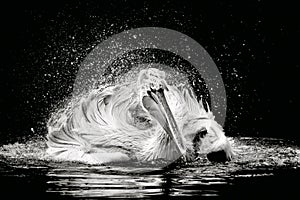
xmin=1 ymin=137 xmax=300 ymax=198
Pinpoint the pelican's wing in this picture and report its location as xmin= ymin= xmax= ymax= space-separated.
xmin=46 ymin=87 xmax=115 ymax=162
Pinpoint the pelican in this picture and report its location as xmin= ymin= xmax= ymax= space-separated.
xmin=46 ymin=68 xmax=233 ymax=164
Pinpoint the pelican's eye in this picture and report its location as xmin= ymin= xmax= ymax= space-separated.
xmin=197 ymin=129 xmax=207 ymax=138
xmin=192 ymin=129 xmax=207 ymax=144
xmin=192 ymin=129 xmax=207 ymax=156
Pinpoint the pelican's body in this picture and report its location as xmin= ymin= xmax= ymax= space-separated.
xmin=47 ymin=68 xmax=233 ymax=164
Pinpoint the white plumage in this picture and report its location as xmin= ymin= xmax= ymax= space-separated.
xmin=47 ymin=68 xmax=233 ymax=164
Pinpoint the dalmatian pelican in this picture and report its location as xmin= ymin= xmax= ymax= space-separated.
xmin=47 ymin=68 xmax=233 ymax=164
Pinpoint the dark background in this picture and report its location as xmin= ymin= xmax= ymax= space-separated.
xmin=0 ymin=0 xmax=299 ymax=144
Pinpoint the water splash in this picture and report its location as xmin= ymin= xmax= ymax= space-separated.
xmin=1 ymin=137 xmax=299 ymax=169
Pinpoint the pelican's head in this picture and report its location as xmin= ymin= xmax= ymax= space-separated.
xmin=178 ymin=83 xmax=234 ymax=162
xmin=135 ymin=68 xmax=233 ymax=163
xmin=183 ymin=114 xmax=234 ymax=162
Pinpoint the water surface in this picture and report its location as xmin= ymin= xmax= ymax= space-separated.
xmin=1 ymin=137 xmax=299 ymax=198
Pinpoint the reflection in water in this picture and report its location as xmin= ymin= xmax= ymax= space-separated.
xmin=0 ymin=137 xmax=300 ymax=198
xmin=46 ymin=166 xmax=232 ymax=197
xmin=47 ymin=169 xmax=163 ymax=197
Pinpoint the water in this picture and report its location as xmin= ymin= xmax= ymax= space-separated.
xmin=1 ymin=137 xmax=299 ymax=198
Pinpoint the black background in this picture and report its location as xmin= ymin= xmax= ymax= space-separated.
xmin=0 ymin=0 xmax=299 ymax=144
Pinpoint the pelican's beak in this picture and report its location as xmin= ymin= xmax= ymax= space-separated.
xmin=142 ymin=88 xmax=186 ymax=157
